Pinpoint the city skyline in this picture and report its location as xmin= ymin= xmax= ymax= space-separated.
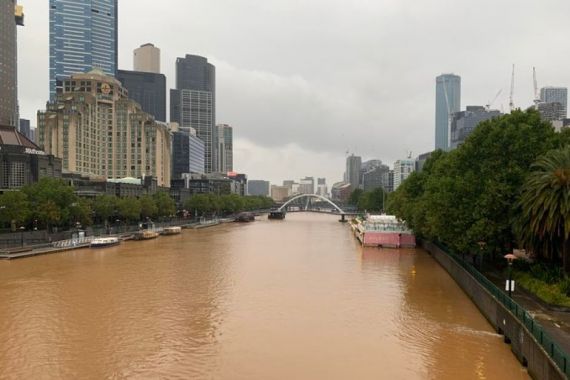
xmin=16 ymin=0 xmax=570 ymax=185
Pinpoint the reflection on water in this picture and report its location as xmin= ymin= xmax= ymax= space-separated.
xmin=0 ymin=213 xmax=528 ymax=379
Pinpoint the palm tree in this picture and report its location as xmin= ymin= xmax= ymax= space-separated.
xmin=517 ymin=147 xmax=570 ymax=272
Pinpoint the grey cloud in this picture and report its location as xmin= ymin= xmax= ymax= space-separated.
xmin=17 ymin=0 xmax=570 ymax=184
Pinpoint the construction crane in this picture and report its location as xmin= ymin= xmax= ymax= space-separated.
xmin=509 ymin=64 xmax=515 ymax=112
xmin=533 ymin=67 xmax=541 ymax=108
xmin=485 ymin=89 xmax=502 ymax=111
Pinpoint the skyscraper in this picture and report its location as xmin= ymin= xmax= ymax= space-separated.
xmin=117 ymin=44 xmax=166 ymax=121
xmin=170 ymin=55 xmax=217 ymax=173
xmin=345 ymin=154 xmax=362 ymax=191
xmin=540 ymin=87 xmax=568 ymax=120
xmin=134 ymin=43 xmax=160 ymax=74
xmin=435 ymin=74 xmax=461 ymax=151
xmin=450 ymin=106 xmax=501 ymax=149
xmin=393 ymin=159 xmax=415 ymax=190
xmin=216 ymin=124 xmax=233 ymax=173
xmin=49 ymin=0 xmax=118 ymax=98
xmin=0 ymin=1 xmax=23 ymax=127
xmin=172 ymin=127 xmax=205 ymax=178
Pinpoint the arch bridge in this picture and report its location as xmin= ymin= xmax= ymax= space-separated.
xmin=277 ymin=194 xmax=356 ymax=221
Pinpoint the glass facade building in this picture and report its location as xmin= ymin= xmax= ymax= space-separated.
xmin=49 ymin=0 xmax=118 ymax=99
xmin=540 ymin=87 xmax=568 ymax=120
xmin=435 ymin=74 xmax=461 ymax=151
xmin=0 ymin=0 xmax=23 ymax=127
xmin=172 ymin=128 xmax=205 ymax=179
xmin=171 ymin=55 xmax=217 ymax=173
xmin=117 ymin=70 xmax=166 ymax=122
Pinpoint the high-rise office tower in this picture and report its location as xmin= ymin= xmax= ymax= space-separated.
xmin=0 ymin=1 xmax=24 ymax=127
xmin=117 ymin=44 xmax=166 ymax=121
xmin=248 ymin=180 xmax=270 ymax=196
xmin=117 ymin=70 xmax=166 ymax=122
xmin=49 ymin=0 xmax=118 ymax=98
xmin=540 ymin=87 xmax=568 ymax=120
xmin=345 ymin=154 xmax=362 ymax=190
xmin=172 ymin=127 xmax=205 ymax=179
xmin=393 ymin=159 xmax=415 ymax=190
xmin=19 ymin=118 xmax=31 ymax=139
xmin=134 ymin=43 xmax=160 ymax=74
xmin=170 ymin=55 xmax=217 ymax=173
xmin=216 ymin=124 xmax=233 ymax=173
xmin=435 ymin=74 xmax=461 ymax=151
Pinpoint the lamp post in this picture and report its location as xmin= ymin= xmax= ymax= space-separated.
xmin=477 ymin=241 xmax=486 ymax=270
xmin=504 ymin=253 xmax=517 ymax=298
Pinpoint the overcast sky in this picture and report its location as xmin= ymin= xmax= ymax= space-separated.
xmin=17 ymin=0 xmax=570 ymax=186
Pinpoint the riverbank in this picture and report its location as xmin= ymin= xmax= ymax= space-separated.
xmin=0 ymin=217 xmax=231 ymax=260
xmin=421 ymin=240 xmax=568 ymax=380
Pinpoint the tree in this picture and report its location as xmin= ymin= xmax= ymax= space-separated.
xmin=69 ymin=198 xmax=92 ymax=227
xmin=357 ymin=187 xmax=386 ymax=212
xmin=139 ymin=195 xmax=158 ymax=220
xmin=185 ymin=194 xmax=213 ymax=216
xmin=349 ymin=189 xmax=364 ymax=206
xmin=117 ymin=197 xmax=141 ymax=222
xmin=517 ymin=147 xmax=570 ymax=272
xmin=388 ymin=109 xmax=563 ymax=256
xmin=0 ymin=191 xmax=30 ymax=229
xmin=23 ymin=177 xmax=80 ymax=228
xmin=92 ymin=195 xmax=117 ymax=227
xmin=153 ymin=191 xmax=176 ymax=218
xmin=39 ymin=200 xmax=61 ymax=232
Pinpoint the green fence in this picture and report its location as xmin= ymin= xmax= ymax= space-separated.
xmin=435 ymin=242 xmax=569 ymax=377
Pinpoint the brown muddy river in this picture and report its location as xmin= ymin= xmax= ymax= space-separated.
xmin=0 ymin=213 xmax=529 ymax=379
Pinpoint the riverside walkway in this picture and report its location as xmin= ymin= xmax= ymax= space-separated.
xmin=485 ymin=270 xmax=570 ymax=358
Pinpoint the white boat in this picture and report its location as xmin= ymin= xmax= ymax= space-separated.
xmin=90 ymin=237 xmax=121 ymax=248
xmin=161 ymin=226 xmax=182 ymax=235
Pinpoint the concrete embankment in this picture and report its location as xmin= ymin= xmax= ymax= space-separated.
xmin=0 ymin=218 xmax=237 ymax=260
xmin=422 ymin=241 xmax=567 ymax=380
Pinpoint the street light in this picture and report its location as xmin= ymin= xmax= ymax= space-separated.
xmin=477 ymin=241 xmax=486 ymax=270
xmin=504 ymin=253 xmax=518 ymax=298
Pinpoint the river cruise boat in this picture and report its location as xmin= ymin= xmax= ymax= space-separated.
xmin=133 ymin=230 xmax=159 ymax=240
xmin=161 ymin=226 xmax=182 ymax=235
xmin=90 ymin=237 xmax=121 ymax=248
xmin=351 ymin=214 xmax=416 ymax=248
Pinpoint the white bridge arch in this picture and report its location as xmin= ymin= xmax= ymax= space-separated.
xmin=278 ymin=194 xmax=345 ymax=213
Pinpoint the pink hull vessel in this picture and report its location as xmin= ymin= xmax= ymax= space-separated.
xmin=351 ymin=214 xmax=416 ymax=248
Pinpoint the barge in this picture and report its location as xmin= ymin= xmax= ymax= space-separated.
xmin=351 ymin=214 xmax=415 ymax=248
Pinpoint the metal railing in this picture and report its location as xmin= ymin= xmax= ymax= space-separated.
xmin=435 ymin=242 xmax=569 ymax=377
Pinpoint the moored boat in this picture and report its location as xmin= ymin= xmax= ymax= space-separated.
xmin=90 ymin=237 xmax=121 ymax=248
xmin=268 ymin=210 xmax=286 ymax=220
xmin=161 ymin=226 xmax=182 ymax=235
xmin=235 ymin=212 xmax=255 ymax=222
xmin=351 ymin=214 xmax=415 ymax=248
xmin=133 ymin=230 xmax=159 ymax=240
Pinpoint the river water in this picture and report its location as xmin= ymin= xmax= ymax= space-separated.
xmin=0 ymin=213 xmax=529 ymax=379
